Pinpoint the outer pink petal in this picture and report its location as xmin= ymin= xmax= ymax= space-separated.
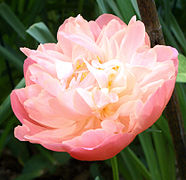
xmin=95 ymin=14 xmax=126 ymax=29
xmin=24 ymin=90 xmax=89 ymax=129
xmin=10 ymin=85 xmax=42 ymax=124
xmin=59 ymin=32 xmax=102 ymax=56
xmin=153 ymin=45 xmax=178 ymax=73
xmin=131 ymin=49 xmax=157 ymax=67
xmin=120 ymin=21 xmax=145 ymax=63
xmin=27 ymin=64 xmax=63 ymax=96
xmin=63 ymin=129 xmax=135 ymax=161
xmin=89 ymin=20 xmax=101 ymax=41
xmin=129 ymin=78 xmax=176 ymax=134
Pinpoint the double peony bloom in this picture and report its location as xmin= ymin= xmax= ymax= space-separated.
xmin=11 ymin=14 xmax=178 ymax=161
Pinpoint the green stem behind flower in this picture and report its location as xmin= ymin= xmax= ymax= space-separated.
xmin=110 ymin=156 xmax=119 ymax=180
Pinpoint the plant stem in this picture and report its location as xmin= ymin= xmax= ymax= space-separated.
xmin=110 ymin=156 xmax=119 ymax=180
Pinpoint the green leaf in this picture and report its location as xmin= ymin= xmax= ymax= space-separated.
xmin=96 ymin=0 xmax=108 ymax=14
xmin=124 ymin=147 xmax=151 ymax=179
xmin=7 ymin=135 xmax=30 ymax=165
xmin=117 ymin=155 xmax=133 ymax=179
xmin=130 ymin=0 xmax=141 ymax=19
xmin=105 ymin=0 xmax=123 ymax=19
xmin=169 ymin=13 xmax=186 ymax=54
xmin=152 ymin=121 xmax=176 ymax=180
xmin=0 ymin=78 xmax=25 ymax=125
xmin=120 ymin=150 xmax=142 ymax=180
xmin=159 ymin=16 xmax=180 ymax=51
xmin=0 ymin=2 xmax=26 ymax=40
xmin=176 ymin=83 xmax=186 ymax=130
xmin=116 ymin=0 xmax=136 ymax=23
xmin=138 ymin=133 xmax=161 ymax=180
xmin=0 ymin=45 xmax=23 ymax=71
xmin=36 ymin=145 xmax=57 ymax=165
xmin=52 ymin=152 xmax=71 ymax=165
xmin=90 ymin=163 xmax=102 ymax=179
xmin=15 ymin=155 xmax=51 ymax=180
xmin=26 ymin=22 xmax=56 ymax=44
xmin=0 ymin=116 xmax=15 ymax=156
xmin=120 ymin=147 xmax=151 ymax=180
xmin=176 ymin=54 xmax=186 ymax=83
xmin=95 ymin=176 xmax=101 ymax=180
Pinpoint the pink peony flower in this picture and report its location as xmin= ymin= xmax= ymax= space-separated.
xmin=11 ymin=14 xmax=178 ymax=161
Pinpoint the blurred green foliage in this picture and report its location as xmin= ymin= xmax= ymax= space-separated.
xmin=0 ymin=0 xmax=185 ymax=179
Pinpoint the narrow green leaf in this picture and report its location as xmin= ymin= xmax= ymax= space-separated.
xmin=120 ymin=147 xmax=151 ymax=180
xmin=152 ymin=123 xmax=176 ymax=180
xmin=26 ymin=22 xmax=56 ymax=44
xmin=36 ymin=145 xmax=57 ymax=165
xmin=130 ymin=0 xmax=141 ymax=19
xmin=0 ymin=2 xmax=26 ymax=39
xmin=90 ymin=163 xmax=102 ymax=179
xmin=95 ymin=176 xmax=101 ymax=180
xmin=7 ymin=135 xmax=30 ymax=165
xmin=138 ymin=133 xmax=161 ymax=180
xmin=0 ymin=78 xmax=25 ymax=125
xmin=0 ymin=116 xmax=15 ymax=155
xmin=176 ymin=54 xmax=186 ymax=83
xmin=120 ymin=150 xmax=142 ymax=180
xmin=116 ymin=0 xmax=136 ymax=23
xmin=96 ymin=0 xmax=108 ymax=14
xmin=117 ymin=155 xmax=133 ymax=179
xmin=15 ymin=155 xmax=51 ymax=180
xmin=159 ymin=16 xmax=180 ymax=51
xmin=52 ymin=152 xmax=71 ymax=165
xmin=124 ymin=147 xmax=151 ymax=179
xmin=176 ymin=83 xmax=186 ymax=130
xmin=169 ymin=13 xmax=186 ymax=54
xmin=0 ymin=45 xmax=23 ymax=71
xmin=110 ymin=156 xmax=119 ymax=180
xmin=105 ymin=0 xmax=123 ymax=19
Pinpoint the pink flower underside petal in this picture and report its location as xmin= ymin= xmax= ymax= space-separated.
xmin=10 ymin=85 xmax=42 ymax=124
xmin=84 ymin=60 xmax=108 ymax=88
xmin=139 ymin=60 xmax=176 ymax=87
xmin=73 ymin=89 xmax=93 ymax=115
xmin=58 ymin=15 xmax=94 ymax=41
xmin=57 ymin=15 xmax=95 ymax=57
xmin=153 ymin=45 xmax=178 ymax=73
xmin=37 ymin=43 xmax=63 ymax=53
xmin=27 ymin=64 xmax=63 ymax=97
xmin=23 ymin=58 xmax=35 ymax=86
xmin=120 ymin=21 xmax=145 ymax=63
xmin=58 ymin=32 xmax=103 ymax=57
xmin=145 ymin=33 xmax=151 ymax=47
xmin=89 ymin=20 xmax=101 ymax=41
xmin=63 ymin=129 xmax=135 ymax=161
xmin=95 ymin=13 xmax=127 ymax=29
xmin=21 ymin=46 xmax=71 ymax=78
xmin=98 ymin=19 xmax=125 ymax=40
xmin=129 ymin=77 xmax=176 ymax=134
xmin=23 ymin=89 xmax=90 ymax=129
xmin=131 ymin=48 xmax=157 ymax=67
xmin=101 ymin=120 xmax=125 ymax=134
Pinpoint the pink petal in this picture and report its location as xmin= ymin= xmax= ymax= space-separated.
xmin=131 ymin=48 xmax=157 ymax=67
xmin=63 ymin=129 xmax=135 ymax=161
xmin=24 ymin=89 xmax=88 ymax=129
xmin=120 ymin=21 xmax=145 ymax=63
xmin=89 ymin=20 xmax=101 ymax=41
xmin=10 ymin=85 xmax=42 ymax=124
xmin=129 ymin=78 xmax=176 ymax=134
xmin=153 ymin=45 xmax=178 ymax=73
xmin=95 ymin=14 xmax=126 ymax=29
xmin=27 ymin=64 xmax=63 ymax=96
